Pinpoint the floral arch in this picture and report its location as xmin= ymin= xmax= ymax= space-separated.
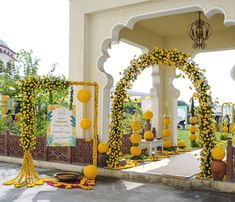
xmin=108 ymin=48 xmax=216 ymax=178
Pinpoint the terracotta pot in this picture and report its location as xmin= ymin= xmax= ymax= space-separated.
xmin=98 ymin=153 xmax=108 ymax=167
xmin=211 ymin=160 xmax=226 ymax=181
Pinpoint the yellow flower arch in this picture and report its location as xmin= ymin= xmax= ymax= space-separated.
xmin=108 ymin=48 xmax=216 ymax=178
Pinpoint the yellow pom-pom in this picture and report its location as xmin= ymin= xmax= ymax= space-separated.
xmin=212 ymin=146 xmax=225 ymax=160
xmin=98 ymin=142 xmax=109 ymax=153
xmin=144 ymin=110 xmax=153 ymax=120
xmin=130 ymin=146 xmax=141 ymax=156
xmin=162 ymin=128 xmax=171 ymax=138
xmin=144 ymin=131 xmax=154 ymax=141
xmin=189 ymin=133 xmax=197 ymax=141
xmin=178 ymin=140 xmax=186 ymax=148
xmin=189 ymin=116 xmax=197 ymax=124
xmin=131 ymin=121 xmax=141 ymax=130
xmin=77 ymin=89 xmax=91 ymax=103
xmin=163 ymin=117 xmax=171 ymax=125
xmin=189 ymin=125 xmax=198 ymax=133
xmin=130 ymin=133 xmax=142 ymax=144
xmin=163 ymin=140 xmax=172 ymax=149
xmin=83 ymin=165 xmax=98 ymax=178
xmin=80 ymin=119 xmax=92 ymax=130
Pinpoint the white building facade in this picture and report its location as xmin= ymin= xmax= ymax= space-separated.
xmin=69 ymin=0 xmax=235 ymax=143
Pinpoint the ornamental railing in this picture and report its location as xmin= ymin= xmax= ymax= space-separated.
xmin=226 ymin=139 xmax=235 ymax=181
xmin=0 ymin=133 xmax=132 ymax=164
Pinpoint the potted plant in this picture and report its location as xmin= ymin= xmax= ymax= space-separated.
xmin=211 ymin=146 xmax=226 ymax=181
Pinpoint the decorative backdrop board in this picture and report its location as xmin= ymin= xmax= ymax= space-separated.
xmin=47 ymin=105 xmax=76 ymax=146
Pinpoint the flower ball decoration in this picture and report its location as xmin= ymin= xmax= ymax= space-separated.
xmin=83 ymin=165 xmax=98 ymax=179
xmin=144 ymin=110 xmax=153 ymax=120
xmin=162 ymin=114 xmax=172 ymax=150
xmin=130 ymin=146 xmax=142 ymax=156
xmin=130 ymin=133 xmax=142 ymax=144
xmin=98 ymin=142 xmax=109 ymax=154
xmin=189 ymin=117 xmax=198 ymax=147
xmin=77 ymin=89 xmax=91 ymax=103
xmin=212 ymin=146 xmax=225 ymax=161
xmin=162 ymin=128 xmax=171 ymax=138
xmin=163 ymin=139 xmax=172 ymax=149
xmin=189 ymin=133 xmax=197 ymax=141
xmin=163 ymin=116 xmax=171 ymax=126
xmin=108 ymin=48 xmax=215 ymax=178
xmin=131 ymin=120 xmax=141 ymax=131
xmin=129 ymin=113 xmax=142 ymax=157
xmin=144 ymin=131 xmax=154 ymax=141
xmin=211 ymin=145 xmax=226 ymax=181
xmin=178 ymin=140 xmax=186 ymax=149
xmin=80 ymin=118 xmax=92 ymax=130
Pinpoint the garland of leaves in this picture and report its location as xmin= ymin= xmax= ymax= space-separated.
xmin=108 ymin=48 xmax=215 ymax=178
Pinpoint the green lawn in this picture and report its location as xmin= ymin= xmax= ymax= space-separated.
xmin=177 ymin=129 xmax=233 ymax=148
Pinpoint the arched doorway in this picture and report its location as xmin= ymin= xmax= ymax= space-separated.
xmin=108 ymin=48 xmax=215 ymax=179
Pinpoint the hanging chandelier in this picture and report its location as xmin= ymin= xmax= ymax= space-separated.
xmin=187 ymin=11 xmax=212 ymax=49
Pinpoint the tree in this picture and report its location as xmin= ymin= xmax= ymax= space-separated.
xmin=0 ymin=50 xmax=68 ymax=135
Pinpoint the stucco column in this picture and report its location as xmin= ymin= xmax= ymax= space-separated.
xmin=151 ymin=64 xmax=180 ymax=146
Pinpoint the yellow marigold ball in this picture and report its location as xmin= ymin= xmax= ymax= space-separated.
xmin=162 ymin=128 xmax=171 ymax=138
xmin=83 ymin=165 xmax=98 ymax=179
xmin=130 ymin=146 xmax=141 ymax=156
xmin=189 ymin=133 xmax=197 ymax=141
xmin=189 ymin=125 xmax=198 ymax=133
xmin=15 ymin=113 xmax=22 ymax=122
xmin=222 ymin=126 xmax=228 ymax=133
xmin=98 ymin=142 xmax=109 ymax=153
xmin=163 ymin=117 xmax=171 ymax=126
xmin=131 ymin=121 xmax=141 ymax=130
xmin=130 ymin=133 xmax=142 ymax=144
xmin=77 ymin=89 xmax=91 ymax=103
xmin=189 ymin=116 xmax=197 ymax=124
xmin=212 ymin=146 xmax=225 ymax=160
xmin=163 ymin=140 xmax=172 ymax=149
xmin=80 ymin=119 xmax=92 ymax=130
xmin=178 ymin=140 xmax=186 ymax=148
xmin=144 ymin=110 xmax=153 ymax=120
xmin=144 ymin=131 xmax=154 ymax=141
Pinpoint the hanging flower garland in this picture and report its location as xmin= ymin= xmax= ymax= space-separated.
xmin=4 ymin=76 xmax=69 ymax=188
xmin=108 ymin=48 xmax=215 ymax=178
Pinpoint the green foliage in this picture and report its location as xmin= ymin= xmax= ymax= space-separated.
xmin=0 ymin=50 xmax=68 ymax=136
xmin=0 ymin=116 xmax=8 ymax=134
xmin=121 ymin=101 xmax=144 ymax=134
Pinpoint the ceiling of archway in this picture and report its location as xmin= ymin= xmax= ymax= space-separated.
xmin=119 ymin=11 xmax=235 ymax=52
xmin=137 ymin=12 xmax=229 ymax=37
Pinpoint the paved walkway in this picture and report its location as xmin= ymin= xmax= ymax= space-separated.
xmin=125 ymin=150 xmax=200 ymax=178
xmin=1 ymin=162 xmax=235 ymax=202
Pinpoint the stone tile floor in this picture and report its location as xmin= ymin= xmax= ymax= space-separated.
xmin=1 ymin=162 xmax=235 ymax=202
xmin=125 ymin=149 xmax=200 ymax=178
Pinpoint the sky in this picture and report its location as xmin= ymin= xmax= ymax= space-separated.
xmin=0 ymin=0 xmax=69 ymax=76
xmin=1 ymin=0 xmax=235 ymax=104
xmin=104 ymin=42 xmax=235 ymax=105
